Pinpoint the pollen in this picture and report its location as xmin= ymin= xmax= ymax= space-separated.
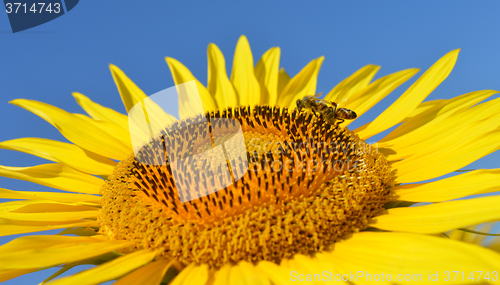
xmin=98 ymin=106 xmax=395 ymax=268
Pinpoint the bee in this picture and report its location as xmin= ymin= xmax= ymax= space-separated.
xmin=295 ymin=92 xmax=325 ymax=116
xmin=321 ymin=102 xmax=357 ymax=125
xmin=296 ymin=92 xmax=357 ymax=124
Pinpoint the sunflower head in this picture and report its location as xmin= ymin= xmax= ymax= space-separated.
xmin=99 ymin=105 xmax=395 ymax=268
xmin=1 ymin=35 xmax=500 ymax=285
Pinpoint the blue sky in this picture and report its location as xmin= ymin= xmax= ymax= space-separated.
xmin=1 ymin=1 xmax=500 ymax=284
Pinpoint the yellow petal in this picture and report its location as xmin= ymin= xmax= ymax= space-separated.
xmin=114 ymin=259 xmax=173 ymax=285
xmin=0 ymin=269 xmax=34 ymax=283
xmin=109 ymin=64 xmax=148 ymax=113
xmin=340 ymin=68 xmax=420 ymax=127
xmin=0 ymin=201 xmax=97 ymax=222
xmin=355 ymin=49 xmax=460 ymax=140
xmin=407 ymin=99 xmax=447 ymax=118
xmin=277 ymin=68 xmax=291 ymax=98
xmin=211 ymin=264 xmax=231 ymax=285
xmin=169 ymin=263 xmax=209 ymax=285
xmin=0 ymin=188 xmax=100 ymax=204
xmin=227 ymin=261 xmax=271 ymax=285
xmin=470 ymin=223 xmax=496 ymax=245
xmin=10 ymin=99 xmax=130 ymax=160
xmin=255 ymin=47 xmax=281 ymax=106
xmin=0 ymin=210 xmax=97 ymax=222
xmin=314 ymin=253 xmax=389 ymax=285
xmin=325 ymin=232 xmax=500 ymax=283
xmin=0 ymin=235 xmax=132 ymax=269
xmin=324 ymin=64 xmax=380 ymax=103
xmin=165 ymin=57 xmax=217 ymax=115
xmin=490 ymin=242 xmax=500 ymax=253
xmin=110 ymin=66 xmax=178 ymax=149
xmin=286 ymin=254 xmax=348 ymax=284
xmin=392 ymin=126 xmax=500 ymax=183
xmin=0 ymin=218 xmax=98 ymax=237
xmin=449 ymin=223 xmax=495 ymax=245
xmin=75 ymin=114 xmax=132 ymax=151
xmin=447 ymin=228 xmax=470 ymax=244
xmin=126 ymin=95 xmax=178 ymax=154
xmin=373 ymin=99 xmax=446 ymax=142
xmin=228 ymin=263 xmax=247 ymax=285
xmin=207 ymin=43 xmax=237 ymax=110
xmin=72 ymin=92 xmax=129 ymax=129
xmin=278 ymin=57 xmax=325 ymax=109
xmin=385 ymin=98 xmax=500 ymax=162
xmin=231 ymin=35 xmax=261 ymax=107
xmin=0 ymin=200 xmax=70 ymax=212
xmin=0 ymin=163 xmax=102 ymax=194
xmin=393 ymin=169 xmax=500 ymax=202
xmin=46 ymin=249 xmax=156 ymax=285
xmin=379 ymin=90 xmax=498 ymax=147
xmin=55 ymin=227 xmax=98 ymax=236
xmin=0 ymin=138 xmax=116 ymax=176
xmin=372 ymin=195 xmax=500 ymax=234
xmin=256 ymin=261 xmax=296 ymax=285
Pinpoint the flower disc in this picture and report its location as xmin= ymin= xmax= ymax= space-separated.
xmin=99 ymin=105 xmax=394 ymax=268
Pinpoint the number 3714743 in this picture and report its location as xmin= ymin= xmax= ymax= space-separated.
xmin=444 ymin=271 xmax=498 ymax=282
xmin=5 ymin=3 xmax=61 ymax=14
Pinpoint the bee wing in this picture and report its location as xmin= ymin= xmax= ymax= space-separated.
xmin=299 ymin=92 xmax=322 ymax=101
xmin=311 ymin=92 xmax=323 ymax=102
xmin=312 ymin=92 xmax=323 ymax=98
xmin=336 ymin=96 xmax=349 ymax=108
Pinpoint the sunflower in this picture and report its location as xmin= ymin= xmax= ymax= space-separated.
xmin=1 ymin=35 xmax=500 ymax=285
